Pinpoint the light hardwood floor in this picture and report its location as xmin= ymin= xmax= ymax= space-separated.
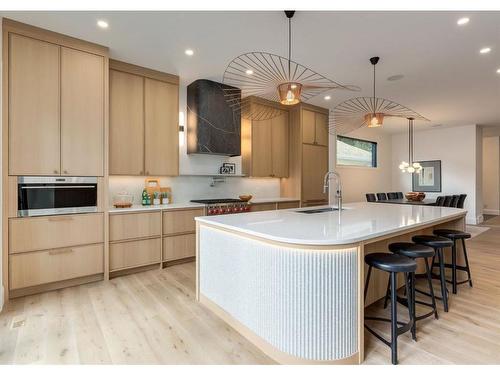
xmin=1 ymin=226 xmax=499 ymax=364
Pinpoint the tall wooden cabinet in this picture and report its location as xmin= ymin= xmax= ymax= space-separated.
xmin=241 ymin=100 xmax=289 ymax=178
xmin=281 ymin=104 xmax=330 ymax=206
xmin=8 ymin=33 xmax=105 ymax=176
xmin=109 ymin=60 xmax=179 ymax=176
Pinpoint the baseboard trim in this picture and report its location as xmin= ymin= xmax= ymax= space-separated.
xmin=0 ymin=284 xmax=4 ymax=312
xmin=483 ymin=209 xmax=500 ymax=215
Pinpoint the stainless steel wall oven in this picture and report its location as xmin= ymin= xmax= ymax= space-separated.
xmin=17 ymin=176 xmax=98 ymax=217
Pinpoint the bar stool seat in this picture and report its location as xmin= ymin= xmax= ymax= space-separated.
xmin=412 ymin=235 xmax=453 ymax=248
xmin=365 ymin=253 xmax=416 ymax=273
xmin=364 ymin=252 xmax=417 ymax=365
xmin=388 ymin=242 xmax=435 ymax=258
xmin=433 ymin=229 xmax=471 ymax=240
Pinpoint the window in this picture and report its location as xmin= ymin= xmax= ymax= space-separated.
xmin=336 ymin=135 xmax=377 ymax=168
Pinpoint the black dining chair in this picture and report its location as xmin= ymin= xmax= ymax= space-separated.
xmin=443 ymin=196 xmax=453 ymax=207
xmin=435 ymin=196 xmax=445 ymax=206
xmin=366 ymin=193 xmax=377 ymax=202
xmin=397 ymin=192 xmax=404 ymax=199
xmin=457 ymin=194 xmax=467 ymax=209
xmin=377 ymin=193 xmax=388 ymax=201
xmin=450 ymin=195 xmax=460 ymax=208
xmin=387 ymin=192 xmax=399 ymax=200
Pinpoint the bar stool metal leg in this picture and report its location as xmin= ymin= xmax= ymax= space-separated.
xmin=451 ymin=242 xmax=457 ymax=294
xmin=436 ymin=248 xmax=449 ymax=312
xmin=462 ymin=238 xmax=473 ymax=287
xmin=424 ymin=259 xmax=439 ymax=319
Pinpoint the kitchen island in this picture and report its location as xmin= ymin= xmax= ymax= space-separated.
xmin=195 ymin=202 xmax=467 ymax=364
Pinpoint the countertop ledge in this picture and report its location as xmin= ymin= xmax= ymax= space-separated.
xmin=195 ymin=202 xmax=467 ymax=246
xmin=109 ymin=203 xmax=205 ymax=213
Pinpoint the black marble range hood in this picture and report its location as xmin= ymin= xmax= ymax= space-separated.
xmin=187 ymin=79 xmax=241 ymax=156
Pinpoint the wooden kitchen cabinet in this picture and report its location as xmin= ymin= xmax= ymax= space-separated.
xmin=109 ymin=211 xmax=161 ymax=242
xmin=302 ymin=144 xmax=329 ymax=203
xmin=110 ymin=238 xmax=161 ymax=271
xmin=109 ymin=70 xmax=144 ymax=175
xmin=61 ymin=47 xmax=105 ymax=176
xmin=109 ymin=60 xmax=179 ymax=176
xmin=242 ymin=106 xmax=289 ymax=178
xmin=144 ymin=78 xmax=179 ymax=176
xmin=8 ymin=34 xmax=61 ymax=175
xmin=302 ymin=108 xmax=329 ymax=146
xmin=8 ymin=34 xmax=105 ymax=176
xmin=162 ymin=208 xmax=203 ymax=235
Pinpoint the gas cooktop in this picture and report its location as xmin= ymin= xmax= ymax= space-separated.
xmin=190 ymin=198 xmax=243 ymax=204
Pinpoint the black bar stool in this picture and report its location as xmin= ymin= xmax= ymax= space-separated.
xmin=383 ymin=243 xmax=439 ymax=338
xmin=364 ymin=253 xmax=417 ymax=365
xmin=412 ymin=235 xmax=453 ymax=312
xmin=433 ymin=229 xmax=473 ymax=294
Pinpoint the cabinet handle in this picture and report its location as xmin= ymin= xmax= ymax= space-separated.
xmin=48 ymin=216 xmax=74 ymax=222
xmin=53 ymin=170 xmax=58 ymax=174
xmin=139 ymin=171 xmax=143 ymax=175
xmin=63 ymin=170 xmax=68 ymax=174
xmin=146 ymin=171 xmax=150 ymax=175
xmin=49 ymin=248 xmax=74 ymax=255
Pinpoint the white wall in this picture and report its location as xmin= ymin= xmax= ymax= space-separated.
xmin=482 ymin=136 xmax=500 ymax=215
xmin=0 ymin=17 xmax=3 ymax=311
xmin=392 ymin=124 xmax=482 ymax=224
xmin=332 ymin=127 xmax=393 ymax=203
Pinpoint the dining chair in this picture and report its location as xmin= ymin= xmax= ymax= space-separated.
xmin=366 ymin=193 xmax=377 ymax=202
xmin=387 ymin=192 xmax=399 ymax=200
xmin=377 ymin=193 xmax=388 ymax=201
xmin=457 ymin=194 xmax=467 ymax=209
xmin=443 ymin=196 xmax=453 ymax=207
xmin=450 ymin=195 xmax=460 ymax=208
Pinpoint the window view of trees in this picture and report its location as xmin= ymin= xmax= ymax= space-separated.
xmin=336 ymin=135 xmax=377 ymax=167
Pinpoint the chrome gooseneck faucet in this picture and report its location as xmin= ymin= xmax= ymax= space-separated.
xmin=323 ymin=171 xmax=343 ymax=211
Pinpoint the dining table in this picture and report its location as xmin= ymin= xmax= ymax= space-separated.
xmin=373 ymin=198 xmax=436 ymax=206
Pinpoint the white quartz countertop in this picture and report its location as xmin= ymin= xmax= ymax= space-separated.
xmin=109 ymin=202 xmax=205 ymax=213
xmin=195 ymin=202 xmax=467 ymax=245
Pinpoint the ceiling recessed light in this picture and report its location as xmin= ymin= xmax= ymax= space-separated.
xmin=457 ymin=17 xmax=469 ymax=25
xmin=496 ymin=68 xmax=500 ymax=74
xmin=245 ymin=69 xmax=253 ymax=75
xmin=480 ymin=47 xmax=492 ymax=54
xmin=387 ymin=74 xmax=405 ymax=81
xmin=324 ymin=95 xmax=331 ymax=100
xmin=97 ymin=20 xmax=108 ymax=29
xmin=185 ymin=49 xmax=194 ymax=56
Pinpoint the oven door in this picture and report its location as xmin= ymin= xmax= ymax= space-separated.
xmin=17 ymin=176 xmax=98 ymax=217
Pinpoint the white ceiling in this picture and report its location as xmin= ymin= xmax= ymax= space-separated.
xmin=2 ymin=10 xmax=500 ymax=133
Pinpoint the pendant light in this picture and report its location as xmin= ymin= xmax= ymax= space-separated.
xmin=366 ymin=56 xmax=384 ymax=127
xmin=222 ymin=12 xmax=359 ymax=121
xmin=277 ymin=11 xmax=302 ymax=105
xmin=399 ymin=117 xmax=422 ymax=174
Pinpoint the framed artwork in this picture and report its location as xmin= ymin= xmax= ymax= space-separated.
xmin=412 ymin=160 xmax=442 ymax=192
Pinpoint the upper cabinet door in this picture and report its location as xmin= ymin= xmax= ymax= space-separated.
xmin=144 ymin=78 xmax=179 ymax=176
xmin=109 ymin=70 xmax=145 ymax=175
xmin=315 ymin=112 xmax=329 ymax=146
xmin=60 ymin=47 xmax=104 ymax=176
xmin=271 ymin=113 xmax=289 ymax=178
xmin=9 ymin=34 xmax=60 ymax=175
xmin=302 ymin=144 xmax=329 ymax=203
xmin=251 ymin=119 xmax=273 ymax=177
xmin=302 ymin=109 xmax=316 ymax=144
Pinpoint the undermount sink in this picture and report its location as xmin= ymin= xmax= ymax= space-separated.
xmin=296 ymin=207 xmax=341 ymax=214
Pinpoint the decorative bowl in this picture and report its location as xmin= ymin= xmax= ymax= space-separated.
xmin=239 ymin=194 xmax=253 ymax=202
xmin=405 ymin=192 xmax=426 ymax=202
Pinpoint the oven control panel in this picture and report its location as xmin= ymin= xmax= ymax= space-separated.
xmin=206 ymin=203 xmax=251 ymax=216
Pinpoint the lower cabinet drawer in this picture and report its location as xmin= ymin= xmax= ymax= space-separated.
xmin=9 ymin=213 xmax=104 ymax=254
xmin=9 ymin=244 xmax=104 ymax=290
xmin=277 ymin=201 xmax=300 ymax=210
xmin=110 ymin=238 xmax=161 ymax=271
xmin=163 ymin=234 xmax=196 ymax=262
xmin=251 ymin=203 xmax=277 ymax=212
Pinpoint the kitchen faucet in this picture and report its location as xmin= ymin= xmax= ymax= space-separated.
xmin=323 ymin=171 xmax=343 ymax=211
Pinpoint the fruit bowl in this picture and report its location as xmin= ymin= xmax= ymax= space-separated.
xmin=405 ymin=192 xmax=426 ymax=202
xmin=239 ymin=194 xmax=253 ymax=202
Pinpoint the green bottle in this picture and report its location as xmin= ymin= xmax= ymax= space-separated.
xmin=142 ymin=189 xmax=148 ymax=206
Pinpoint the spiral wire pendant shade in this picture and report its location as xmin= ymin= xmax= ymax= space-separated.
xmin=222 ymin=11 xmax=360 ymax=121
